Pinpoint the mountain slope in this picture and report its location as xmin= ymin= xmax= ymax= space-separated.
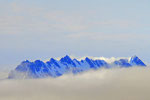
xmin=8 ymin=55 xmax=146 ymax=79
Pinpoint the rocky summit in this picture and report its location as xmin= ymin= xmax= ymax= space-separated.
xmin=8 ymin=55 xmax=146 ymax=79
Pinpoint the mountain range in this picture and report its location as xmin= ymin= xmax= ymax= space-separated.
xmin=8 ymin=55 xmax=146 ymax=79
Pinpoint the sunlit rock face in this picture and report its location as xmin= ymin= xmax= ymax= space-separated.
xmin=8 ymin=55 xmax=146 ymax=79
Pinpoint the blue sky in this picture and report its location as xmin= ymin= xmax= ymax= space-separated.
xmin=0 ymin=0 xmax=150 ymax=66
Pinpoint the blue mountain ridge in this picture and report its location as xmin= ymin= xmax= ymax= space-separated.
xmin=8 ymin=55 xmax=146 ymax=79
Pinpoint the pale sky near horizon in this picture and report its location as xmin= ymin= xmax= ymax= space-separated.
xmin=0 ymin=0 xmax=150 ymax=66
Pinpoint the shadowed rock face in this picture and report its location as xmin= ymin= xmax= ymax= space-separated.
xmin=8 ymin=55 xmax=146 ymax=79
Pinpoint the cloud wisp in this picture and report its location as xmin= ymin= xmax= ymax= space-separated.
xmin=0 ymin=67 xmax=150 ymax=100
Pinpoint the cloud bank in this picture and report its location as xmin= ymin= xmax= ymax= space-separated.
xmin=0 ymin=66 xmax=150 ymax=100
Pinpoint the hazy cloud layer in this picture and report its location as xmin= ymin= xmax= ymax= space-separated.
xmin=0 ymin=67 xmax=150 ymax=100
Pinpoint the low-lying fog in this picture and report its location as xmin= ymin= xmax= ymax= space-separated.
xmin=0 ymin=66 xmax=150 ymax=100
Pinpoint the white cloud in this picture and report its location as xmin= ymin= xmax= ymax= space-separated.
xmin=0 ymin=67 xmax=150 ymax=100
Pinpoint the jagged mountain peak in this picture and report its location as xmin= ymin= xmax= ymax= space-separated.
xmin=130 ymin=55 xmax=139 ymax=61
xmin=21 ymin=60 xmax=30 ymax=64
xmin=60 ymin=55 xmax=73 ymax=61
xmin=129 ymin=55 xmax=146 ymax=66
xmin=34 ymin=60 xmax=43 ymax=63
xmin=8 ymin=55 xmax=146 ymax=79
xmin=64 ymin=55 xmax=71 ymax=59
xmin=85 ymin=57 xmax=90 ymax=60
xmin=60 ymin=55 xmax=76 ymax=67
xmin=131 ymin=55 xmax=138 ymax=58
xmin=50 ymin=58 xmax=57 ymax=62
